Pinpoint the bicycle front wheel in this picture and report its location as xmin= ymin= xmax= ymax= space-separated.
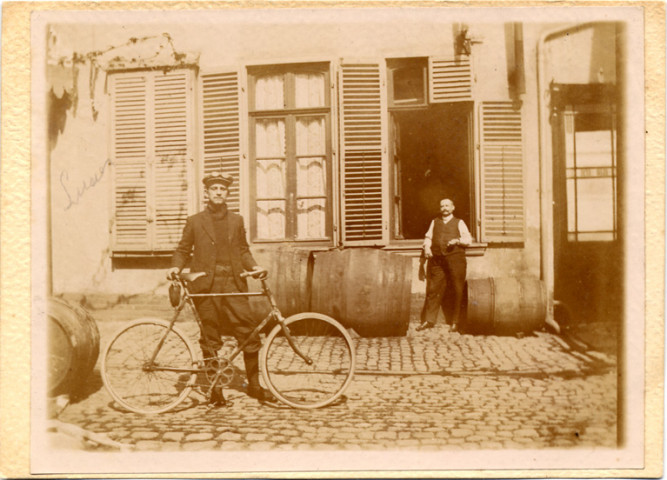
xmin=261 ymin=313 xmax=355 ymax=409
xmin=101 ymin=318 xmax=197 ymax=414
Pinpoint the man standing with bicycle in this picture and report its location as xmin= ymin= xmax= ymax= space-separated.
xmin=167 ymin=172 xmax=276 ymax=407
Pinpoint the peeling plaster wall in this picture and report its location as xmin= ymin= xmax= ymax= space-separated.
xmin=48 ymin=18 xmax=561 ymax=295
xmin=49 ymin=61 xmax=171 ymax=294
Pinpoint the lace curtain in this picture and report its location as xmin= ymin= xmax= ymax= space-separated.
xmin=254 ymin=71 xmax=327 ymax=240
xmin=255 ymin=119 xmax=286 ymax=239
xmin=296 ymin=117 xmax=326 ymax=239
xmin=294 ymin=73 xmax=325 ymax=108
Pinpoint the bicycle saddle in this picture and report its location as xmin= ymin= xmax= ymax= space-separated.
xmin=181 ymin=271 xmax=207 ymax=282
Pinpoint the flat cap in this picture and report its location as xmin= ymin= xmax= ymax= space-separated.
xmin=202 ymin=172 xmax=233 ymax=188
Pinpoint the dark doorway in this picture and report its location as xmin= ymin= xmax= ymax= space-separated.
xmin=390 ymin=103 xmax=472 ymax=240
xmin=551 ymin=84 xmax=622 ymax=329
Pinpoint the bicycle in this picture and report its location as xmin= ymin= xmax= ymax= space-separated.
xmin=101 ymin=269 xmax=356 ymax=414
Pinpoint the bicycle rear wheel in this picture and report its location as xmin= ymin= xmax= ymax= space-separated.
xmin=101 ymin=318 xmax=197 ymax=414
xmin=261 ymin=313 xmax=355 ymax=409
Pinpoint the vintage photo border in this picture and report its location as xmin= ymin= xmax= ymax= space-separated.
xmin=1 ymin=0 xmax=664 ymax=477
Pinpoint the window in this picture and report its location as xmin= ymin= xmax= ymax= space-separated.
xmin=387 ymin=58 xmax=475 ymax=241
xmin=387 ymin=58 xmax=427 ymax=107
xmin=110 ymin=69 xmax=195 ymax=253
xmin=563 ymin=107 xmax=617 ymax=241
xmin=248 ymin=64 xmax=332 ymax=242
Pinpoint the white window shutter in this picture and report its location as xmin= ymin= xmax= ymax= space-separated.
xmin=338 ymin=62 xmax=387 ymax=245
xmin=428 ymin=57 xmax=474 ymax=103
xmin=111 ymin=73 xmax=150 ymax=250
xmin=153 ymin=70 xmax=195 ymax=250
xmin=479 ymin=101 xmax=524 ymax=242
xmin=199 ymin=70 xmax=241 ymax=213
xmin=111 ymin=69 xmax=195 ymax=252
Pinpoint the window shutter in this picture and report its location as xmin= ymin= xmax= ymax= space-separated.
xmin=428 ymin=57 xmax=474 ymax=103
xmin=111 ymin=73 xmax=150 ymax=250
xmin=111 ymin=69 xmax=195 ymax=252
xmin=339 ymin=62 xmax=387 ymax=245
xmin=200 ymin=70 xmax=241 ymax=213
xmin=479 ymin=101 xmax=524 ymax=242
xmin=153 ymin=70 xmax=195 ymax=250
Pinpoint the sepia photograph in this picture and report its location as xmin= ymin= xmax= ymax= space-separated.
xmin=0 ymin=1 xmax=661 ymax=477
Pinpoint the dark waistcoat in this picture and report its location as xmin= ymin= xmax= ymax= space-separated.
xmin=432 ymin=216 xmax=465 ymax=257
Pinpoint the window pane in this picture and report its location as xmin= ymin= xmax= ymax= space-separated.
xmin=256 ymin=200 xmax=285 ymax=239
xmin=574 ymin=130 xmax=614 ymax=168
xmin=256 ymin=159 xmax=286 ymax=199
xmin=566 ymin=178 xmax=576 ymax=233
xmin=393 ymin=65 xmax=425 ymax=103
xmin=575 ymin=178 xmax=615 ymax=233
xmin=297 ymin=157 xmax=326 ymax=197
xmin=255 ymin=119 xmax=285 ymax=158
xmin=294 ymin=72 xmax=325 ymax=108
xmin=570 ymin=231 xmax=615 ymax=242
xmin=297 ymin=198 xmax=325 ymax=239
xmin=296 ymin=117 xmax=325 ymax=156
xmin=255 ymin=74 xmax=284 ymax=110
xmin=564 ymin=112 xmax=576 ymax=169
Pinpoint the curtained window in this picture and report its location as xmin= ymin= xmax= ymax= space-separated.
xmin=249 ymin=64 xmax=331 ymax=242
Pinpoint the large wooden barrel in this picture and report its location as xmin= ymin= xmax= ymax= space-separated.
xmin=48 ymin=297 xmax=100 ymax=396
xmin=249 ymin=247 xmax=313 ymax=319
xmin=465 ymin=277 xmax=546 ymax=335
xmin=311 ymin=248 xmax=412 ymax=337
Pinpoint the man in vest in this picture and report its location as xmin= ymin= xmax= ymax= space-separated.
xmin=167 ymin=172 xmax=276 ymax=407
xmin=417 ymin=198 xmax=472 ymax=332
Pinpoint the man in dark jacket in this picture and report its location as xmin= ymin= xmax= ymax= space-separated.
xmin=417 ymin=198 xmax=472 ymax=332
xmin=167 ymin=172 xmax=274 ymax=406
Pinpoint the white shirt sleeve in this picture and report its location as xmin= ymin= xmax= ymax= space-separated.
xmin=458 ymin=220 xmax=473 ymax=246
xmin=423 ymin=220 xmax=435 ymax=249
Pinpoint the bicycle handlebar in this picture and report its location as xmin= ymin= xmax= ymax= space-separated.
xmin=169 ymin=269 xmax=268 ymax=282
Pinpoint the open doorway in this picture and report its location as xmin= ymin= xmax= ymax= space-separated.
xmin=390 ymin=103 xmax=473 ymax=240
xmin=551 ymin=83 xmax=621 ymax=332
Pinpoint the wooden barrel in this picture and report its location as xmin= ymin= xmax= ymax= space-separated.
xmin=48 ymin=297 xmax=100 ymax=396
xmin=311 ymin=248 xmax=412 ymax=337
xmin=465 ymin=277 xmax=546 ymax=335
xmin=249 ymin=247 xmax=313 ymax=320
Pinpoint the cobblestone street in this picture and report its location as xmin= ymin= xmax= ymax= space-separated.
xmin=53 ymin=295 xmax=617 ymax=452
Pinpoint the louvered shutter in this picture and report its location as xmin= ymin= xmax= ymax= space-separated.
xmin=428 ymin=57 xmax=474 ymax=103
xmin=111 ymin=73 xmax=150 ymax=250
xmin=479 ymin=101 xmax=524 ymax=242
xmin=153 ymin=70 xmax=195 ymax=250
xmin=199 ymin=70 xmax=241 ymax=213
xmin=339 ymin=62 xmax=387 ymax=245
xmin=111 ymin=69 xmax=195 ymax=252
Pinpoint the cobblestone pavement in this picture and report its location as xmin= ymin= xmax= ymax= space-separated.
xmin=53 ymin=297 xmax=617 ymax=452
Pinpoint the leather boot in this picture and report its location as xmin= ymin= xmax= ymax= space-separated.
xmin=208 ymin=384 xmax=227 ymax=407
xmin=243 ymin=351 xmax=277 ymax=403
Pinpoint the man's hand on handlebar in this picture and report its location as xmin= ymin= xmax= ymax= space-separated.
xmin=167 ymin=267 xmax=181 ymax=280
xmin=241 ymin=266 xmax=268 ymax=280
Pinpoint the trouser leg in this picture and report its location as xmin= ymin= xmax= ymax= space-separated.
xmin=193 ymin=278 xmax=230 ymax=405
xmin=243 ymin=351 xmax=261 ymax=390
xmin=421 ymin=257 xmax=447 ymax=326
xmin=194 ymin=295 xmax=224 ymax=355
xmin=445 ymin=254 xmax=467 ymax=327
xmin=217 ymin=275 xmax=262 ymax=354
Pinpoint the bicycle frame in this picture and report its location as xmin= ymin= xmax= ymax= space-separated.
xmin=146 ymin=273 xmax=313 ymax=382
